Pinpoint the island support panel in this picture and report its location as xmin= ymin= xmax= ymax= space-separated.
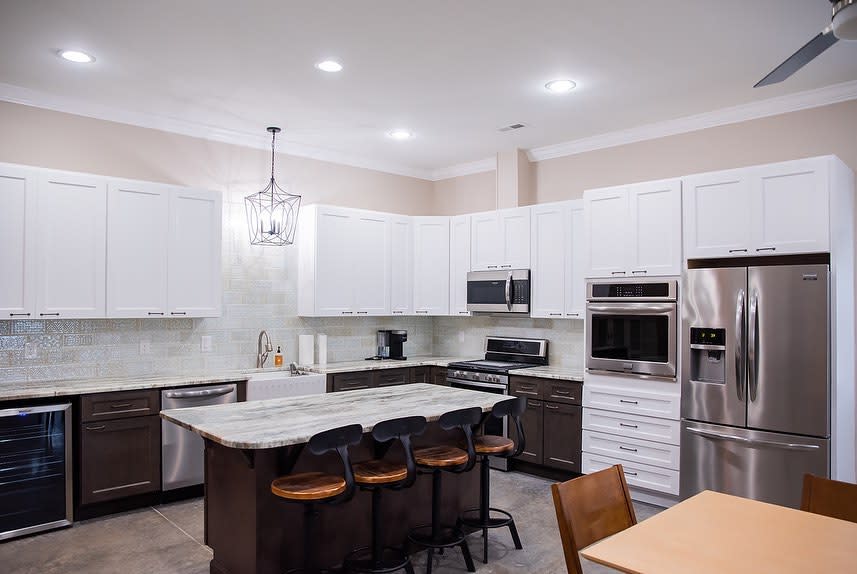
xmin=205 ymin=424 xmax=480 ymax=574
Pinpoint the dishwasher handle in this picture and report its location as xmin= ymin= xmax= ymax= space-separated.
xmin=163 ymin=385 xmax=236 ymax=400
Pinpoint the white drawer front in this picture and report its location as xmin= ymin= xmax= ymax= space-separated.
xmin=582 ymin=452 xmax=680 ymax=495
xmin=583 ymin=430 xmax=680 ymax=470
xmin=583 ymin=385 xmax=680 ymax=420
xmin=583 ymin=408 xmax=681 ymax=445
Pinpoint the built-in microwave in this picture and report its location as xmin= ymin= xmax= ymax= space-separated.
xmin=466 ymin=270 xmax=530 ymax=315
xmin=585 ymin=278 xmax=678 ymax=378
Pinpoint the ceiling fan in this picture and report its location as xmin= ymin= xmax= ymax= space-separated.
xmin=755 ymin=0 xmax=857 ymax=87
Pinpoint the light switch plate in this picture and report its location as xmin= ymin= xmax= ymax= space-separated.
xmin=200 ymin=335 xmax=212 ymax=353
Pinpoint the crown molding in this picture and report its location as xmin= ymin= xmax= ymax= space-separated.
xmin=429 ymin=156 xmax=497 ymax=181
xmin=528 ymin=80 xmax=857 ymax=162
xmin=0 ymin=82 xmax=436 ymax=181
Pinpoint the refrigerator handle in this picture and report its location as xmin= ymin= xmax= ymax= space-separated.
xmin=748 ymin=290 xmax=759 ymax=402
xmin=735 ymin=289 xmax=745 ymax=402
xmin=685 ymin=427 xmax=820 ymax=451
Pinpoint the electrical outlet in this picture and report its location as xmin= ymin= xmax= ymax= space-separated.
xmin=200 ymin=335 xmax=212 ymax=353
xmin=139 ymin=340 xmax=151 ymax=355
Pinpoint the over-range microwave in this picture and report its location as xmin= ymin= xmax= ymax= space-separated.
xmin=466 ymin=270 xmax=530 ymax=315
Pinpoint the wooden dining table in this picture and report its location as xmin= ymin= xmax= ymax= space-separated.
xmin=580 ymin=490 xmax=857 ymax=574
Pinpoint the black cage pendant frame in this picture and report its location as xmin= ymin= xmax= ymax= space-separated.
xmin=245 ymin=127 xmax=302 ymax=246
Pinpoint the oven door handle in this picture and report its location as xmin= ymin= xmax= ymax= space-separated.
xmin=587 ymin=303 xmax=675 ymax=314
xmin=448 ymin=378 xmax=508 ymax=392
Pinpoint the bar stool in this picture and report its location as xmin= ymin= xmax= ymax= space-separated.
xmin=345 ymin=416 xmax=427 ymax=574
xmin=458 ymin=396 xmax=526 ymax=564
xmin=407 ymin=406 xmax=482 ymax=574
xmin=271 ymin=423 xmax=363 ymax=574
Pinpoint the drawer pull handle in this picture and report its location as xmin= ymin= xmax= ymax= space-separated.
xmin=756 ymin=247 xmax=776 ymax=252
xmin=549 ymin=313 xmax=562 ymax=316
xmin=85 ymin=425 xmax=106 ymax=431
xmin=147 ymin=312 xmax=164 ymax=316
xmin=631 ymin=270 xmax=647 ymax=275
xmin=356 ymin=311 xmax=368 ymax=314
xmin=554 ymin=389 xmax=571 ymax=395
xmin=528 ymin=400 xmax=542 ymax=407
xmin=619 ymin=423 xmax=639 ymax=429
xmin=545 ymin=404 xmax=559 ymax=410
xmin=9 ymin=313 xmax=31 ymax=317
xmin=611 ymin=271 xmax=627 ymax=276
xmin=566 ymin=313 xmax=580 ymax=317
xmin=619 ymin=399 xmax=639 ymax=405
xmin=728 ymin=249 xmax=748 ymax=254
xmin=110 ymin=403 xmax=133 ymax=409
xmin=40 ymin=312 xmax=60 ymax=317
xmin=619 ymin=445 xmax=638 ymax=452
xmin=170 ymin=311 xmax=187 ymax=316
xmin=624 ymin=470 xmax=638 ymax=476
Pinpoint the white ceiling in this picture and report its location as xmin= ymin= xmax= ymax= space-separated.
xmin=1 ymin=0 xmax=856 ymax=178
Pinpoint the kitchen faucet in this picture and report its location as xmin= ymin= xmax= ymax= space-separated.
xmin=256 ymin=330 xmax=273 ymax=368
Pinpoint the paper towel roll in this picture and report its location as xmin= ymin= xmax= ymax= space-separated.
xmin=299 ymin=334 xmax=314 ymax=365
xmin=317 ymin=334 xmax=327 ymax=365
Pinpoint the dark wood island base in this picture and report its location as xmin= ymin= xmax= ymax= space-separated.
xmin=204 ymin=424 xmax=480 ymax=574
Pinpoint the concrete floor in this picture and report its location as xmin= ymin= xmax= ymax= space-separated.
xmin=0 ymin=471 xmax=661 ymax=574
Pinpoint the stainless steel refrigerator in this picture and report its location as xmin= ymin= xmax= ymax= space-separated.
xmin=680 ymin=264 xmax=829 ymax=509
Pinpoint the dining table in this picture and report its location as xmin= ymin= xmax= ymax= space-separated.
xmin=580 ymin=489 xmax=857 ymax=574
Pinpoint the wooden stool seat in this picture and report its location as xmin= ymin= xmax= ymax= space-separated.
xmin=474 ymin=435 xmax=515 ymax=454
xmin=415 ymin=445 xmax=469 ymax=467
xmin=353 ymin=458 xmax=409 ymax=485
xmin=271 ymin=471 xmax=346 ymax=501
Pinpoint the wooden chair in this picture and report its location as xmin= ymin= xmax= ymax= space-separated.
xmin=800 ymin=474 xmax=857 ymax=524
xmin=550 ymin=465 xmax=637 ymax=574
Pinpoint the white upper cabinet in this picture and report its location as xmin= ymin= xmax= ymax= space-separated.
xmin=585 ymin=181 xmax=681 ymax=278
xmin=531 ymin=200 xmax=586 ymax=319
xmin=167 ymin=187 xmax=222 ymax=317
xmin=683 ymin=157 xmax=831 ymax=259
xmin=389 ymin=215 xmax=412 ymax=316
xmin=106 ymin=180 xmax=170 ymax=317
xmin=352 ymin=211 xmax=391 ymax=315
xmin=565 ymin=201 xmax=586 ymax=318
xmin=449 ymin=215 xmax=471 ymax=316
xmin=750 ymin=157 xmax=829 ymax=255
xmin=471 ymin=207 xmax=530 ymax=270
xmin=36 ymin=171 xmax=107 ymax=318
xmin=413 ymin=217 xmax=450 ymax=316
xmin=627 ymin=179 xmax=682 ymax=276
xmin=682 ymin=169 xmax=753 ymax=259
xmin=0 ymin=165 xmax=36 ymax=319
xmin=584 ymin=186 xmax=629 ymax=278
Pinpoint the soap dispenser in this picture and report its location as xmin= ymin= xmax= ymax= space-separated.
xmin=274 ymin=346 xmax=283 ymax=367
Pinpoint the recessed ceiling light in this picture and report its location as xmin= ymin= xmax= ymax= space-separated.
xmin=386 ymin=129 xmax=414 ymax=141
xmin=545 ymin=79 xmax=576 ymax=94
xmin=58 ymin=49 xmax=95 ymax=64
xmin=315 ymin=60 xmax=343 ymax=72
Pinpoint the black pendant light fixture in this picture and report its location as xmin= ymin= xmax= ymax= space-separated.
xmin=244 ymin=127 xmax=302 ymax=246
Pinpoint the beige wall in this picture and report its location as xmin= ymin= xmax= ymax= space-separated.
xmin=0 ymin=101 xmax=434 ymax=215
xmin=433 ymin=99 xmax=857 ymax=208
xmin=431 ymin=170 xmax=496 ymax=215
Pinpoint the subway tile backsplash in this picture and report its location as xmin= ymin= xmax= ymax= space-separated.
xmin=0 ymin=191 xmax=585 ymax=385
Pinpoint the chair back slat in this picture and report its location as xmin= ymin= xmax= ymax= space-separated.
xmin=436 ymin=406 xmax=481 ymax=472
xmin=801 ymin=473 xmax=857 ymax=524
xmin=371 ymin=415 xmax=427 ymax=488
xmin=551 ymin=465 xmax=637 ymax=574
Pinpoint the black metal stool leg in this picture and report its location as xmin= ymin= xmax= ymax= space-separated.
xmin=479 ymin=456 xmax=490 ymax=563
xmin=459 ymin=538 xmax=476 ymax=572
xmin=508 ymin=516 xmax=523 ymax=550
xmin=305 ymin=503 xmax=318 ymax=573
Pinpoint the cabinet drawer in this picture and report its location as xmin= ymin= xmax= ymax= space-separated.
xmin=583 ymin=430 xmax=680 ymax=470
xmin=332 ymin=372 xmax=374 ymax=392
xmin=431 ymin=367 xmax=449 ymax=386
xmin=80 ymin=415 xmax=161 ymax=504
xmin=583 ymin=385 xmax=680 ymax=420
xmin=510 ymin=377 xmax=542 ymax=398
xmin=376 ymin=368 xmax=410 ymax=387
xmin=582 ymin=452 xmax=679 ymax=495
xmin=81 ymin=389 xmax=160 ymax=422
xmin=543 ymin=380 xmax=582 ymax=405
xmin=583 ymin=408 xmax=681 ymax=445
xmin=412 ymin=367 xmax=430 ymax=384
xmin=543 ymin=402 xmax=582 ymax=472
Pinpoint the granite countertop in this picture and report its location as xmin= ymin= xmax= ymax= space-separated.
xmin=508 ymin=365 xmax=585 ymax=382
xmin=160 ymin=383 xmax=506 ymax=449
xmin=300 ymin=356 xmax=474 ymax=374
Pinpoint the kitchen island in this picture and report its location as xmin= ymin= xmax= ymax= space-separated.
xmin=161 ymin=383 xmax=507 ymax=574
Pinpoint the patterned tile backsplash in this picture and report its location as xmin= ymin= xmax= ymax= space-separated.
xmin=0 ymin=190 xmax=584 ymax=385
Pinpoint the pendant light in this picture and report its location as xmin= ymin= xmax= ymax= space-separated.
xmin=244 ymin=127 xmax=302 ymax=246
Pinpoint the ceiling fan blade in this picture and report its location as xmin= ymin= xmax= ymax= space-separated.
xmin=754 ymin=29 xmax=839 ymax=87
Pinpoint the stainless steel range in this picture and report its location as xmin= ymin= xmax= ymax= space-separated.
xmin=447 ymin=336 xmax=549 ymax=470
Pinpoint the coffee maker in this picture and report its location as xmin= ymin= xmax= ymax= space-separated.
xmin=368 ymin=330 xmax=408 ymax=360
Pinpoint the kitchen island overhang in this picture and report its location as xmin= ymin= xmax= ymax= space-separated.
xmin=161 ymin=383 xmax=509 ymax=574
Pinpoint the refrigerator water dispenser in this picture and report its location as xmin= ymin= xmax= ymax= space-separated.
xmin=689 ymin=327 xmax=726 ymax=384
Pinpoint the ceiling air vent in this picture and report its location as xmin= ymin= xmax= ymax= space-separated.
xmin=498 ymin=123 xmax=526 ymax=132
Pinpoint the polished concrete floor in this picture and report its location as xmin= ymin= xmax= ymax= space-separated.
xmin=0 ymin=471 xmax=661 ymax=574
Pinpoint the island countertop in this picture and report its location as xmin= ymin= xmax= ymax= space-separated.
xmin=160 ymin=383 xmax=507 ymax=449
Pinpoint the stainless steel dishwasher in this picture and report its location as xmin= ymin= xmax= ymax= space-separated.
xmin=161 ymin=384 xmax=237 ymax=490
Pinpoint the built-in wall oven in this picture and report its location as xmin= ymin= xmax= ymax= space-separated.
xmin=585 ymin=278 xmax=678 ymax=378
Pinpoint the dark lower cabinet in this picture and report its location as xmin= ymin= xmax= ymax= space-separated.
xmin=80 ymin=415 xmax=161 ymax=505
xmin=331 ymin=372 xmax=374 ymax=392
xmin=376 ymin=368 xmax=410 ymax=387
xmin=513 ymin=399 xmax=543 ymax=465
xmin=543 ymin=402 xmax=582 ymax=472
xmin=412 ymin=367 xmax=431 ymax=384
xmin=430 ymin=367 xmax=449 ymax=386
xmin=330 ymin=366 xmax=452 ymax=391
